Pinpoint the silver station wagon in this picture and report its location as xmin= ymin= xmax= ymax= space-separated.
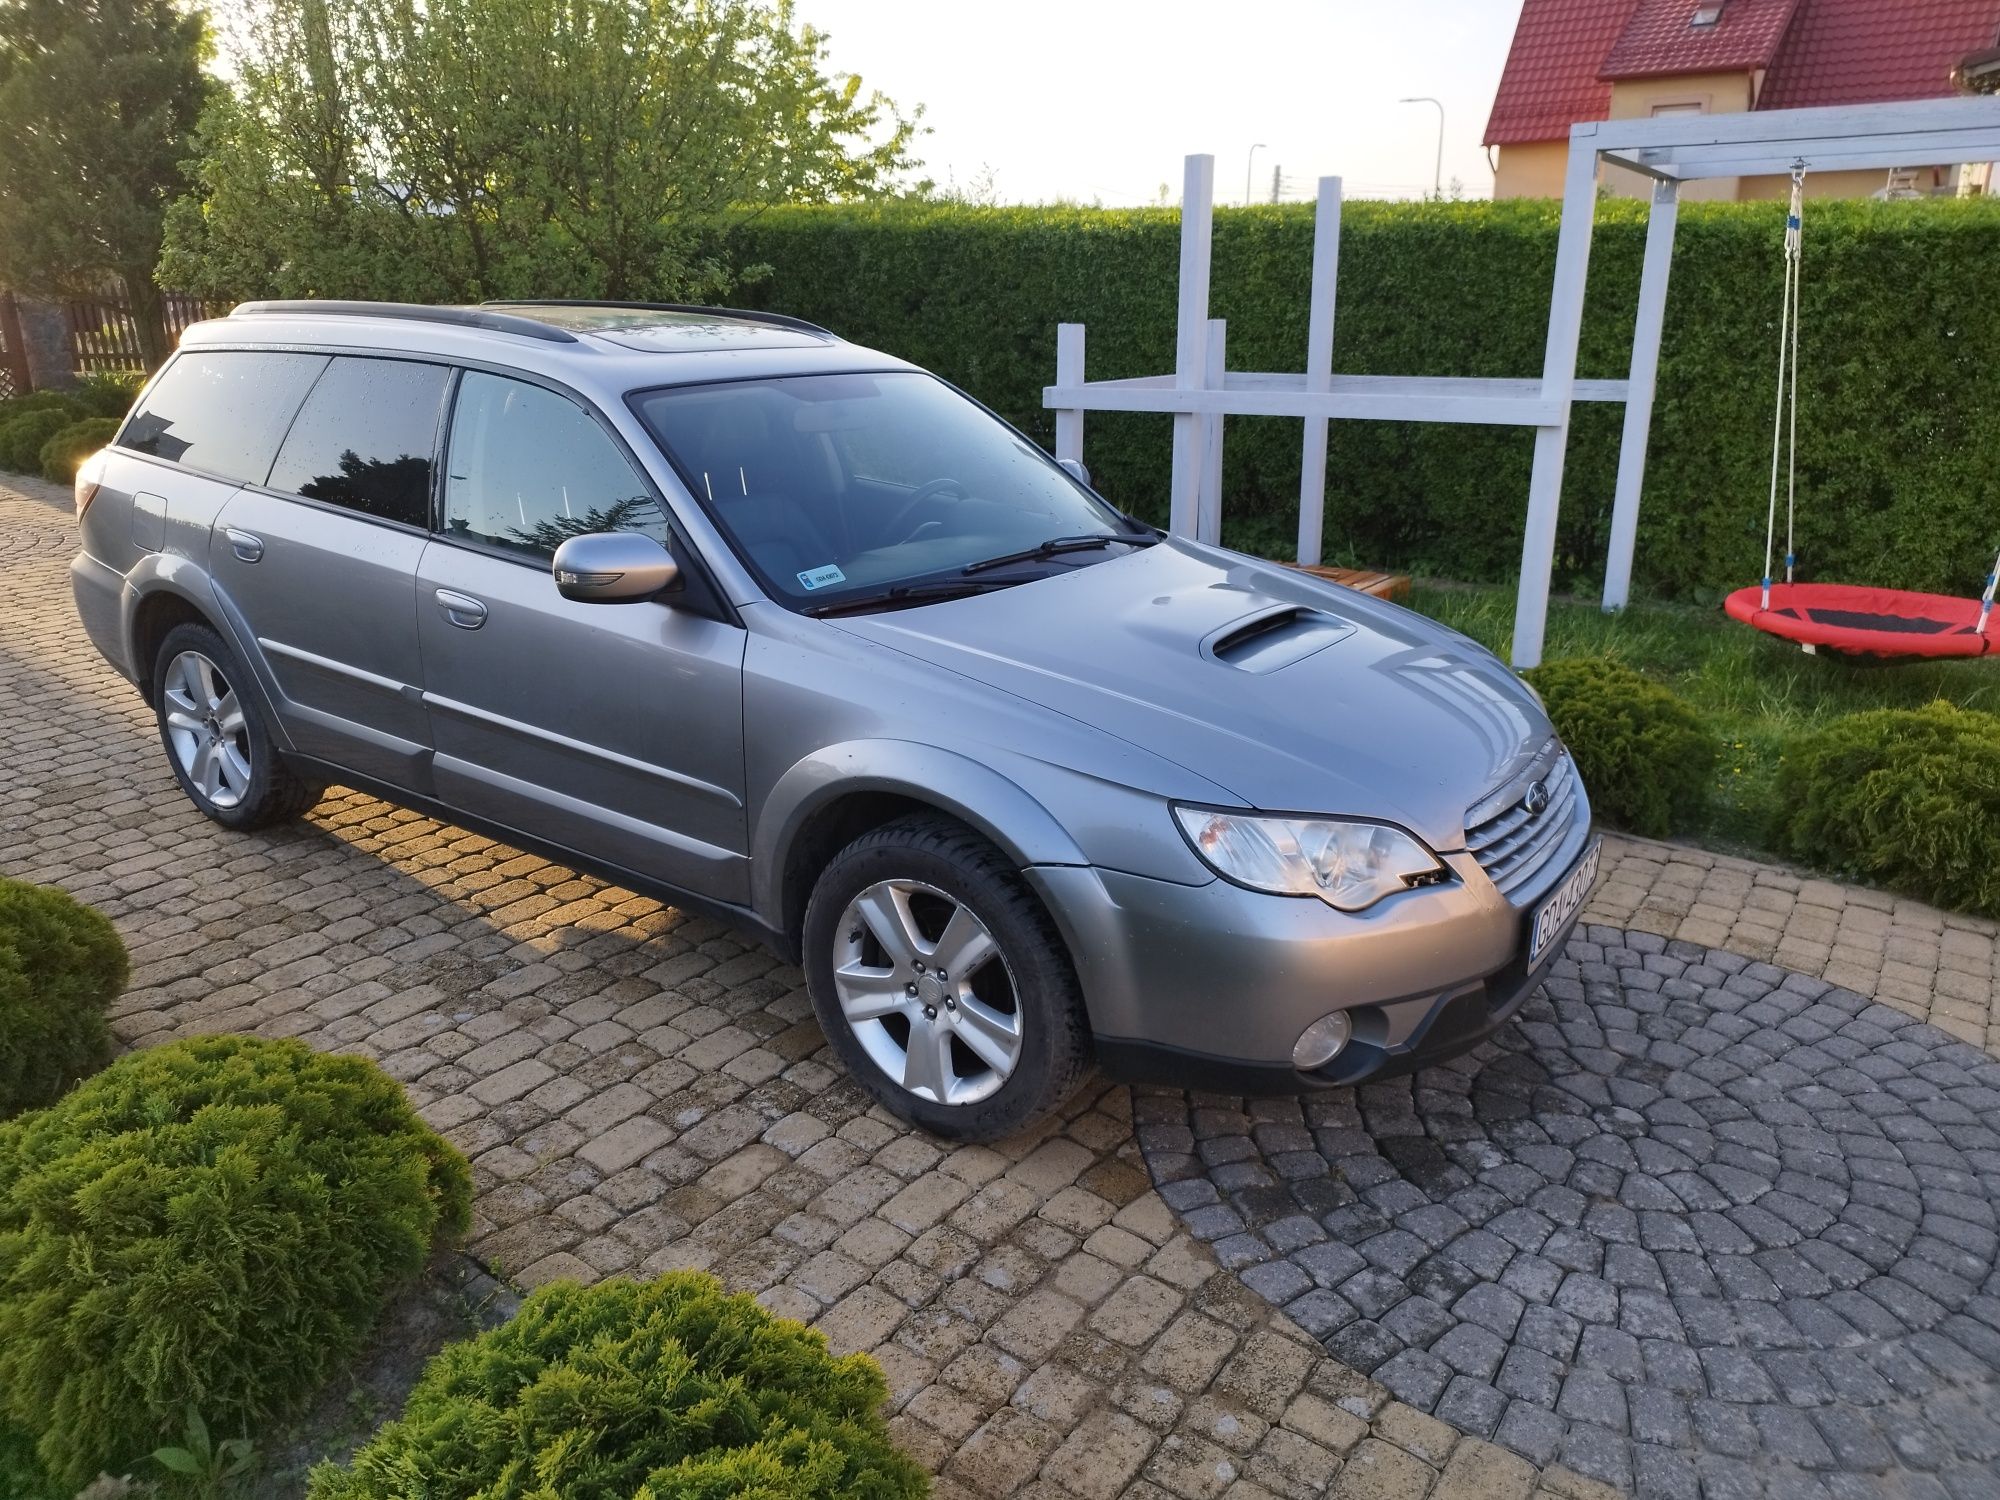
xmin=70 ymin=300 xmax=1597 ymax=1140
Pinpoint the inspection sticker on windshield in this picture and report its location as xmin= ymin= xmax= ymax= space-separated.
xmin=797 ymin=564 xmax=846 ymax=591
xmin=1529 ymin=837 xmax=1601 ymax=966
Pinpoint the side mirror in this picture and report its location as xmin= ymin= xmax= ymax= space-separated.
xmin=1057 ymin=457 xmax=1092 ymax=488
xmin=551 ymin=531 xmax=680 ymax=603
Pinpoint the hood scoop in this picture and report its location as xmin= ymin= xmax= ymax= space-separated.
xmin=1202 ymin=605 xmax=1356 ymax=674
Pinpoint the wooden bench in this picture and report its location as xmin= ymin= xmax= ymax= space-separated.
xmin=1282 ymin=562 xmax=1411 ymax=604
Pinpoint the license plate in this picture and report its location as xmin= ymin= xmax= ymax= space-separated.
xmin=1529 ymin=837 xmax=1601 ymax=965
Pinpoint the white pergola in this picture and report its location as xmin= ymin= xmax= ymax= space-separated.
xmin=1045 ymin=97 xmax=2000 ymax=668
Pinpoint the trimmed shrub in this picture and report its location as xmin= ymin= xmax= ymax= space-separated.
xmin=307 ymin=1273 xmax=929 ymax=1500
xmin=0 ymin=391 xmax=88 ymax=425
xmin=0 ymin=878 xmax=123 ymax=1116
xmin=1774 ymin=702 xmax=2000 ymax=917
xmin=39 ymin=417 xmax=120 ymax=484
xmin=1525 ymin=658 xmax=1715 ymax=838
xmin=0 ymin=407 xmax=82 ymax=473
xmin=0 ymin=1035 xmax=473 ymax=1490
xmin=72 ymin=371 xmax=146 ymax=420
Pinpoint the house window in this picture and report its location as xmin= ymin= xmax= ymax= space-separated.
xmin=1691 ymin=3 xmax=1725 ymax=26
xmin=1652 ymin=101 xmax=1707 ymax=117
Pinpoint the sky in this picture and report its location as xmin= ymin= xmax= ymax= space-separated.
xmin=792 ymin=0 xmax=1529 ymax=205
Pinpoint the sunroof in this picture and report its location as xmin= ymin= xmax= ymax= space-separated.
xmin=480 ymin=304 xmax=830 ymax=351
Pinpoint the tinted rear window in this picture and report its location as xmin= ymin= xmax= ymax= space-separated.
xmin=266 ymin=357 xmax=451 ymax=529
xmin=121 ymin=350 xmax=328 ymax=483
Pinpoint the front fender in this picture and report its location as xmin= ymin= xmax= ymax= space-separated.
xmin=751 ymin=739 xmax=1089 ymax=925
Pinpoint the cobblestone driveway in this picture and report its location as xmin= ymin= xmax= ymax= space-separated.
xmin=7 ymin=476 xmax=2000 ymax=1500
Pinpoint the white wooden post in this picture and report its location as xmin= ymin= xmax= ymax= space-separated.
xmin=1511 ymin=133 xmax=1601 ymax=669
xmin=1197 ymin=319 xmax=1227 ymax=543
xmin=1602 ymin=179 xmax=1679 ymax=611
xmin=1169 ymin=154 xmax=1215 ymax=538
xmin=1054 ymin=323 xmax=1085 ymax=466
xmin=1296 ymin=177 xmax=1342 ymax=566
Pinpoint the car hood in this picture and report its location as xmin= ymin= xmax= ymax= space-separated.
xmin=828 ymin=540 xmax=1552 ymax=852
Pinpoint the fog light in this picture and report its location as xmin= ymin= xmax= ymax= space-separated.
xmin=1292 ymin=1010 xmax=1353 ymax=1071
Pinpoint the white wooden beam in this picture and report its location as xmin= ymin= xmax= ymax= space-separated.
xmin=1053 ymin=323 xmax=1085 ymax=466
xmin=1511 ymin=138 xmax=1601 ymax=670
xmin=1168 ymin=155 xmax=1214 ymax=538
xmin=1297 ymin=176 xmax=1342 ymax=566
xmin=1197 ymin=319 xmax=1227 ymax=544
xmin=1583 ymin=95 xmax=2000 ymax=154
xmin=1041 ymin=373 xmax=1630 ymax=425
xmin=1603 ymin=179 xmax=1679 ymax=612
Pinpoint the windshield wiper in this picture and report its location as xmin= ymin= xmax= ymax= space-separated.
xmin=960 ymin=533 xmax=1156 ymax=576
xmin=803 ymin=578 xmax=1024 ymax=618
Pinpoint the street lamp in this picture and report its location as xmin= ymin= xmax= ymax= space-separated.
xmin=1245 ymin=143 xmax=1268 ymax=207
xmin=1399 ymin=97 xmax=1445 ymax=198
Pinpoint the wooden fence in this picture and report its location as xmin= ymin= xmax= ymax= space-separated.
xmin=65 ymin=288 xmax=226 ymax=374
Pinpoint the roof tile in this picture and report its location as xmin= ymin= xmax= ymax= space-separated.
xmin=1483 ymin=0 xmax=1630 ymax=145
xmin=1487 ymin=0 xmax=2000 ymax=146
xmin=1599 ymin=0 xmax=1801 ymax=80
xmin=1758 ymin=0 xmax=2000 ymax=109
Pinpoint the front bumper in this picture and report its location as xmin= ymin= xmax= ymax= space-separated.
xmin=1027 ymin=816 xmax=1594 ymax=1094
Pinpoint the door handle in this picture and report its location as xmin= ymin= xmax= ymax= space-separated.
xmin=224 ymin=528 xmax=264 ymax=563
xmin=434 ymin=588 xmax=487 ymax=630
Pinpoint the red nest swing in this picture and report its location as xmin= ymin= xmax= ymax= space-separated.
xmin=1725 ymin=168 xmax=1998 ymax=664
xmin=1725 ymin=582 xmax=1997 ymax=660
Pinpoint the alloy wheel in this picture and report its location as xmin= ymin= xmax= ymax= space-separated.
xmin=832 ymin=878 xmax=1023 ymax=1106
xmin=162 ymin=649 xmax=252 ymax=809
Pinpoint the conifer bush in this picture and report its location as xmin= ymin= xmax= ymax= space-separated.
xmin=0 ymin=407 xmax=80 ymax=473
xmin=306 ymin=1273 xmax=929 ymax=1500
xmin=0 ymin=1035 xmax=473 ymax=1490
xmin=1774 ymin=701 xmax=2000 ymax=917
xmin=39 ymin=417 xmax=121 ymax=484
xmin=1524 ymin=657 xmax=1715 ymax=838
xmin=0 ymin=877 xmax=124 ymax=1116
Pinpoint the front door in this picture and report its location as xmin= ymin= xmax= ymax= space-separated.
xmin=209 ymin=355 xmax=451 ymax=790
xmin=415 ymin=370 xmax=750 ymax=902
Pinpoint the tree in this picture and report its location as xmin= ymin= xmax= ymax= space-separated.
xmin=0 ymin=0 xmax=211 ymax=367
xmin=162 ymin=0 xmax=924 ymax=303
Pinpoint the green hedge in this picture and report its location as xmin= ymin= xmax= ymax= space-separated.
xmin=0 ymin=1035 xmax=473 ymax=1490
xmin=308 ymin=1273 xmax=928 ymax=1499
xmin=0 ymin=406 xmax=85 ymax=473
xmin=723 ymin=198 xmax=2000 ymax=602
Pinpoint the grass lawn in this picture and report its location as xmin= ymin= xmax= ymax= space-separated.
xmin=1407 ymin=584 xmax=2000 ymax=858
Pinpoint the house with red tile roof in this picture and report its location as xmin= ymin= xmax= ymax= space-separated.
xmin=1485 ymin=0 xmax=2000 ymax=199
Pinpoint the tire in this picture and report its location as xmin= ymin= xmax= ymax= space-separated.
xmin=152 ymin=621 xmax=323 ymax=830
xmin=802 ymin=813 xmax=1091 ymax=1141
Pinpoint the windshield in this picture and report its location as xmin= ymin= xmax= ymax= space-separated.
xmin=631 ymin=371 xmax=1135 ymax=610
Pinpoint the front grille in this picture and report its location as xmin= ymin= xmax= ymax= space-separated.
xmin=1465 ymin=748 xmax=1580 ymax=898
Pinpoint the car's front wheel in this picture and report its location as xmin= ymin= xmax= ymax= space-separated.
xmin=153 ymin=622 xmax=322 ymax=830
xmin=802 ymin=814 xmax=1090 ymax=1141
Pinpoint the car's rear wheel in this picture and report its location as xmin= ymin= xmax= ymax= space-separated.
xmin=802 ymin=813 xmax=1090 ymax=1141
xmin=153 ymin=622 xmax=322 ymax=830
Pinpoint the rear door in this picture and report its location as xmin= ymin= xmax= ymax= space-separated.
xmin=210 ymin=356 xmax=451 ymax=790
xmin=415 ymin=370 xmax=750 ymax=901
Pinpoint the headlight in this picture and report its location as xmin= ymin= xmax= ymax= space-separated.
xmin=1173 ymin=806 xmax=1446 ymax=912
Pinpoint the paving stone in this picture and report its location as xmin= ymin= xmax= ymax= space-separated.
xmin=1132 ymin=904 xmax=2000 ymax=1495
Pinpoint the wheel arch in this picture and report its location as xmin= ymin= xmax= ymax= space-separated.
xmin=128 ymin=583 xmax=219 ymax=702
xmin=755 ymin=743 xmax=1089 ymax=960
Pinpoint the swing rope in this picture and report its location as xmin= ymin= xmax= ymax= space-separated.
xmin=1762 ymin=162 xmax=1805 ymax=613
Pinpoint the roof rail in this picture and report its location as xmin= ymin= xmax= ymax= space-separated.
xmin=483 ymin=299 xmax=835 ymax=338
xmin=230 ymin=299 xmax=580 ymax=344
